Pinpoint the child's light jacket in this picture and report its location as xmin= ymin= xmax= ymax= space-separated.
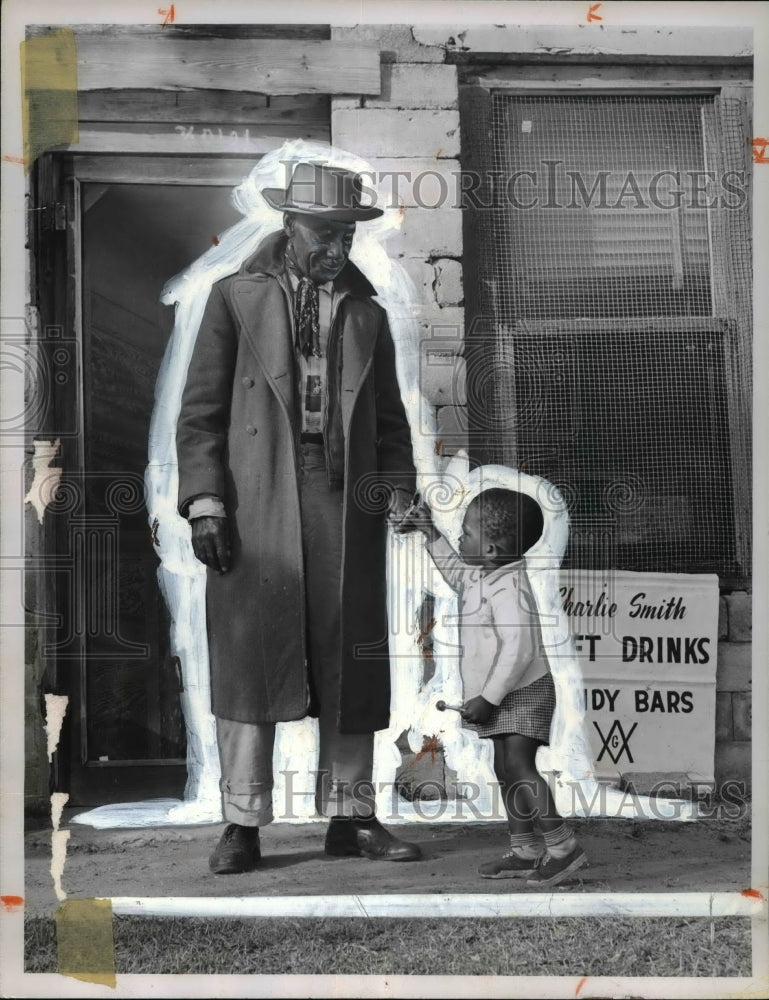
xmin=427 ymin=536 xmax=551 ymax=704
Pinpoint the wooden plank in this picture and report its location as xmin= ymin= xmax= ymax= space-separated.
xmin=57 ymin=129 xmax=305 ymax=156
xmin=501 ymin=318 xmax=729 ymax=335
xmin=28 ymin=24 xmax=331 ymax=40
xmin=79 ymin=90 xmax=265 ymax=122
xmin=80 ymin=120 xmax=329 ymax=143
xmin=712 ymin=91 xmax=752 ymax=578
xmin=73 ymin=37 xmax=381 ymax=95
xmin=70 ymin=155 xmax=259 ymax=185
xmin=414 ymin=25 xmax=753 ymax=61
xmin=479 ymin=82 xmax=723 ymax=95
xmin=466 ymin=63 xmax=752 ymax=86
xmin=76 ymin=90 xmax=330 ymax=126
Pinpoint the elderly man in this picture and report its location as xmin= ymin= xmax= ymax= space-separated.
xmin=176 ymin=162 xmax=421 ymax=873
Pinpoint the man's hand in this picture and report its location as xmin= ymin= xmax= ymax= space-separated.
xmin=460 ymin=695 xmax=494 ymax=725
xmin=388 ymin=488 xmax=418 ymax=534
xmin=191 ymin=516 xmax=231 ymax=574
xmin=392 ymin=496 xmax=440 ymax=540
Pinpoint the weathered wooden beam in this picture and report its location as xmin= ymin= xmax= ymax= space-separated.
xmin=58 ymin=129 xmax=302 ymax=156
xmin=462 ymin=62 xmax=753 ymax=86
xmin=73 ymin=37 xmax=381 ymax=95
xmin=470 ymin=79 xmax=724 ymax=95
xmin=78 ymin=118 xmax=329 ymax=144
xmin=27 ymin=24 xmax=331 ymax=40
xmin=413 ymin=25 xmax=753 ymax=62
xmin=68 ymin=155 xmax=259 ymax=185
xmin=76 ymin=90 xmax=329 ymax=127
xmin=501 ymin=317 xmax=730 ymax=334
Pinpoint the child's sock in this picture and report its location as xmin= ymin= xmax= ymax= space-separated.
xmin=543 ymin=823 xmax=578 ymax=859
xmin=508 ymin=831 xmax=545 ymax=860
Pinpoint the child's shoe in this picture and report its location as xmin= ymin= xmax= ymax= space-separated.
xmin=526 ymin=846 xmax=587 ymax=888
xmin=478 ymin=849 xmax=542 ymax=879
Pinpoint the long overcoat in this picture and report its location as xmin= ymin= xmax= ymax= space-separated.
xmin=176 ymin=231 xmax=416 ymax=733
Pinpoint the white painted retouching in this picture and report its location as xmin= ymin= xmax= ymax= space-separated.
xmin=23 ymin=439 xmax=62 ymax=524
xmin=43 ymin=694 xmax=70 ymax=900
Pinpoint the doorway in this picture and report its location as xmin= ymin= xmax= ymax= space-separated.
xmin=56 ymin=168 xmax=246 ymax=804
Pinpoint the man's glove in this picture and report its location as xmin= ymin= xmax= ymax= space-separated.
xmin=191 ymin=516 xmax=231 ymax=574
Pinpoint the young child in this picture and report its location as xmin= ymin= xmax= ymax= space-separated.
xmin=408 ymin=487 xmax=587 ymax=887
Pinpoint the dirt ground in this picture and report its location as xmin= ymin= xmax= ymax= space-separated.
xmin=23 ymin=810 xmax=751 ymax=917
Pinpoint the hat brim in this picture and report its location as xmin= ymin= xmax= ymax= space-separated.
xmin=262 ymin=187 xmax=384 ymax=221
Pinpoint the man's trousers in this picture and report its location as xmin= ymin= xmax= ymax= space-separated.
xmin=216 ymin=441 xmax=375 ymax=826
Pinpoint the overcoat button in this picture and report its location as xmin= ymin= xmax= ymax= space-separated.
xmin=242 ymin=376 xmax=255 ymax=388
xmin=246 ymin=425 xmax=257 ymax=435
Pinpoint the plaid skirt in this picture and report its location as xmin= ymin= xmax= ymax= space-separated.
xmin=467 ymin=672 xmax=556 ymax=742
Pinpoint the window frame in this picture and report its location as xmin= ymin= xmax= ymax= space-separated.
xmin=459 ymin=72 xmax=753 ymax=586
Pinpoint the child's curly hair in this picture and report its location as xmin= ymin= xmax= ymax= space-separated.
xmin=471 ymin=488 xmax=544 ymax=558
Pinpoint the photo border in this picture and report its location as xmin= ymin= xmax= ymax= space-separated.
xmin=2 ymin=1 xmax=767 ymax=997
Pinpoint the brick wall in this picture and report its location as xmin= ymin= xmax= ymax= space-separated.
xmin=716 ymin=592 xmax=752 ymax=790
xmin=330 ymin=26 xmax=467 ymax=461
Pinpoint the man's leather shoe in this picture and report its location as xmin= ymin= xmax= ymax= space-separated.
xmin=325 ymin=816 xmax=422 ymax=862
xmin=209 ymin=823 xmax=261 ymax=874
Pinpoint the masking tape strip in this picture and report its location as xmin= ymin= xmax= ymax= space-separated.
xmin=20 ymin=28 xmax=79 ymax=173
xmin=55 ymin=898 xmax=116 ymax=988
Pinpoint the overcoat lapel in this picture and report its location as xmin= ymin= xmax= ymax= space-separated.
xmin=340 ymin=308 xmax=377 ymax=434
xmin=230 ymin=276 xmax=295 ymax=417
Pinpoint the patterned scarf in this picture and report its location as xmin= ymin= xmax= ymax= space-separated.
xmin=294 ymin=275 xmax=321 ymax=358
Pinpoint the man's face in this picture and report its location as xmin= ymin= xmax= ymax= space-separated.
xmin=285 ymin=214 xmax=356 ymax=284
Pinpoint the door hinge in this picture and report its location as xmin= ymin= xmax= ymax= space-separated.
xmin=42 ymin=202 xmax=67 ymax=231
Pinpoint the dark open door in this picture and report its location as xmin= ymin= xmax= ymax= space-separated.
xmin=37 ymin=155 xmax=256 ymax=804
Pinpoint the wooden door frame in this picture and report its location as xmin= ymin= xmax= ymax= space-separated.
xmin=31 ymin=151 xmax=263 ymax=803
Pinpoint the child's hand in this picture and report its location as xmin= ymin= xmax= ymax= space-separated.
xmin=460 ymin=695 xmax=494 ymax=725
xmin=392 ymin=496 xmax=439 ymax=539
xmin=388 ymin=488 xmax=415 ymax=528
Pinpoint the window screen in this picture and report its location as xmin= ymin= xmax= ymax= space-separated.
xmin=464 ymin=92 xmax=752 ymax=577
xmin=492 ymin=327 xmax=733 ymax=574
xmin=492 ymin=95 xmax=712 ymax=320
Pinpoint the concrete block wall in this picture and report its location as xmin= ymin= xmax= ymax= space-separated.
xmin=331 ymin=27 xmax=466 ymax=461
xmin=715 ymin=592 xmax=752 ymax=790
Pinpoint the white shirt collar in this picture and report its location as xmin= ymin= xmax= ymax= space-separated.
xmin=483 ymin=555 xmax=526 ymax=585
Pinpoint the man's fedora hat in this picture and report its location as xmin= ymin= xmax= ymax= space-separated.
xmin=262 ymin=161 xmax=383 ymax=222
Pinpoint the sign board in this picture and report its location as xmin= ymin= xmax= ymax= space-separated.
xmin=558 ymin=569 xmax=719 ymax=787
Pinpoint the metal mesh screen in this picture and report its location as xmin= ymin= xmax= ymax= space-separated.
xmin=492 ymin=95 xmax=713 ymax=320
xmin=470 ymin=93 xmax=752 ymax=577
xmin=491 ymin=327 xmax=734 ymax=574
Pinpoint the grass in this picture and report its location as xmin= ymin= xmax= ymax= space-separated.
xmin=25 ymin=915 xmax=752 ymax=977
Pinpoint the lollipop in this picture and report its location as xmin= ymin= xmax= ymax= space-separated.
xmin=436 ymin=700 xmax=464 ymax=713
